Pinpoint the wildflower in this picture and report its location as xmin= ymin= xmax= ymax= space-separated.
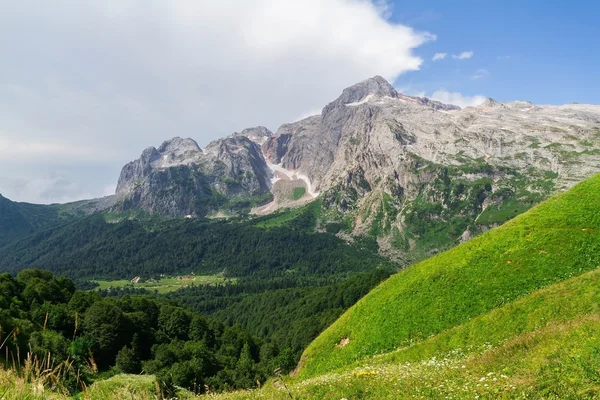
xmin=353 ymin=370 xmax=376 ymax=377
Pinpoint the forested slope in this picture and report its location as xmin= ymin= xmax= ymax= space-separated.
xmin=0 ymin=194 xmax=73 ymax=247
xmin=0 ymin=203 xmax=390 ymax=281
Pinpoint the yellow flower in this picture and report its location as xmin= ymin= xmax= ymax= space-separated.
xmin=354 ymin=370 xmax=377 ymax=377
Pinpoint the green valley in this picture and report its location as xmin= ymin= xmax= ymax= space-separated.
xmin=92 ymin=275 xmax=230 ymax=294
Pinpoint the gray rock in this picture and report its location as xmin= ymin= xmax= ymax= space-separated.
xmin=114 ymin=135 xmax=271 ymax=216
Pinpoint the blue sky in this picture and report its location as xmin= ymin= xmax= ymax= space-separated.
xmin=391 ymin=0 xmax=599 ymax=104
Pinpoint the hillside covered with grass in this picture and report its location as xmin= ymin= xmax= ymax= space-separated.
xmin=298 ymin=173 xmax=600 ymax=378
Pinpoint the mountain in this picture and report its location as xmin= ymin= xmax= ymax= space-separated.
xmin=109 ymin=75 xmax=600 ymax=260
xmin=0 ymin=194 xmax=81 ymax=247
xmin=206 ymin=173 xmax=600 ymax=399
xmin=114 ymin=135 xmax=273 ymax=216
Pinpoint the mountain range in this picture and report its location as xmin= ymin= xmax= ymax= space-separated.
xmin=70 ymin=75 xmax=600 ymax=260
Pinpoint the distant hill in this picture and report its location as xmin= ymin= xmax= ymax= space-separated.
xmin=0 ymin=194 xmax=76 ymax=247
xmin=0 ymin=201 xmax=390 ymax=282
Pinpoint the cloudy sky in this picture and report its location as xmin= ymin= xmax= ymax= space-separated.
xmin=1 ymin=0 xmax=598 ymax=203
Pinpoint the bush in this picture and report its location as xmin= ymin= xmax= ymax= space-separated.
xmin=115 ymin=346 xmax=141 ymax=374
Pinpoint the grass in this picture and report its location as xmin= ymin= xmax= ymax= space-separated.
xmin=298 ymin=173 xmax=600 ymax=377
xmin=254 ymin=200 xmax=321 ymax=229
xmin=0 ymin=370 xmax=195 ymax=399
xmin=292 ymin=187 xmax=306 ymax=201
xmin=207 ymin=313 xmax=600 ymax=399
xmin=84 ymin=374 xmax=195 ymax=399
xmin=371 ymin=267 xmax=600 ymax=368
xmin=92 ymin=275 xmax=229 ymax=294
xmin=254 ymin=207 xmax=306 ymax=228
xmin=475 ymin=197 xmax=531 ymax=225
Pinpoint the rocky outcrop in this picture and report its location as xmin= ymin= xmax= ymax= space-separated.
xmin=114 ymin=136 xmax=271 ymax=216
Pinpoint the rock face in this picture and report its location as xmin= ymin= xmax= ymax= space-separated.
xmin=112 ymin=76 xmax=600 ymax=258
xmin=262 ymin=76 xmax=600 ymax=195
xmin=114 ymin=133 xmax=271 ymax=216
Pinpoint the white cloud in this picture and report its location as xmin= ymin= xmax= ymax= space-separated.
xmin=429 ymin=90 xmax=487 ymax=108
xmin=472 ymin=69 xmax=489 ymax=79
xmin=0 ymin=175 xmax=99 ymax=204
xmin=432 ymin=52 xmax=447 ymax=61
xmin=0 ymin=0 xmax=434 ymax=203
xmin=452 ymin=51 xmax=474 ymax=60
xmin=373 ymin=0 xmax=394 ymax=19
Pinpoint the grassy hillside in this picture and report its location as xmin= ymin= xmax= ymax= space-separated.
xmin=299 ymin=174 xmax=600 ymax=377
xmin=209 ymin=308 xmax=600 ymax=399
xmin=0 ymin=194 xmax=73 ymax=247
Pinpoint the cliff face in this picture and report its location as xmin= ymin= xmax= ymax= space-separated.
xmin=263 ymin=76 xmax=600 ymax=196
xmin=114 ymin=134 xmax=272 ymax=216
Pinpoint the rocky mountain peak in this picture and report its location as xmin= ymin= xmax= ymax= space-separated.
xmin=157 ymin=137 xmax=201 ymax=155
xmin=140 ymin=146 xmax=161 ymax=164
xmin=234 ymin=126 xmax=272 ymax=138
xmin=340 ymin=75 xmax=398 ymax=103
xmin=322 ymin=76 xmax=398 ymax=114
xmin=232 ymin=126 xmax=273 ymax=145
xmin=111 ymin=74 xmax=600 ymax=233
xmin=479 ymin=97 xmax=505 ymax=109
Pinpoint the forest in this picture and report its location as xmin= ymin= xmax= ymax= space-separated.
xmin=0 ymin=204 xmax=396 ymax=382
xmin=0 ymin=204 xmax=390 ymax=282
xmin=0 ymin=269 xmax=298 ymax=396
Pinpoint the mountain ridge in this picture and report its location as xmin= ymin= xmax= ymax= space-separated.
xmin=4 ymin=76 xmax=600 ymax=261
